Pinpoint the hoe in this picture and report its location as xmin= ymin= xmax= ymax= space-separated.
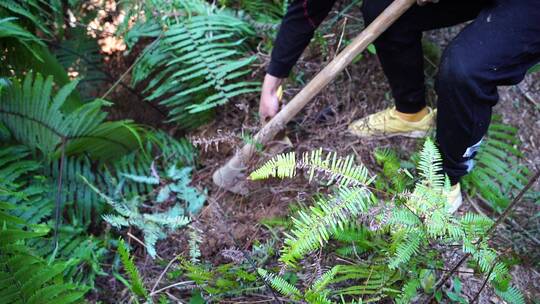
xmin=213 ymin=0 xmax=417 ymax=193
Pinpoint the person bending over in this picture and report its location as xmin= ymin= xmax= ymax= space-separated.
xmin=258 ymin=0 xmax=540 ymax=212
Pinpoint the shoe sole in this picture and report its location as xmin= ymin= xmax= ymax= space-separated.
xmin=349 ymin=130 xmax=428 ymax=140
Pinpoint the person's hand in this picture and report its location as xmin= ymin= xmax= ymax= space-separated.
xmin=259 ymin=74 xmax=283 ymax=123
xmin=417 ymin=0 xmax=438 ymax=6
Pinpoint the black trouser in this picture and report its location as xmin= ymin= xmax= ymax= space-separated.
xmin=362 ymin=0 xmax=540 ymax=184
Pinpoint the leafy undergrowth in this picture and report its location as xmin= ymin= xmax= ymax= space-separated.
xmin=1 ymin=0 xmax=539 ymax=303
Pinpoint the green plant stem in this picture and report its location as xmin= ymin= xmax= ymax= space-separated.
xmin=53 ymin=137 xmax=67 ymax=251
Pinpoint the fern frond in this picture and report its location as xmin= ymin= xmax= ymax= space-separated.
xmin=53 ymin=28 xmax=107 ymax=100
xmin=374 ymin=148 xmax=401 ymax=178
xmin=189 ymin=227 xmax=202 ymax=264
xmin=0 ymin=5 xmax=78 ymax=104
xmin=332 ymin=223 xmax=372 ymax=245
xmin=122 ymin=173 xmax=160 ymax=185
xmin=249 ymin=151 xmax=296 ymax=180
xmin=236 ymin=0 xmax=286 ymax=22
xmin=257 ymin=268 xmax=302 ymax=299
xmin=84 ymin=160 xmax=202 ymax=258
xmin=425 ymin=209 xmax=450 ymax=238
xmin=45 ymin=156 xmax=103 ymax=225
xmin=0 ymin=16 xmax=45 ymax=54
xmin=108 ymin=130 xmax=195 ymax=198
xmin=311 ymin=266 xmax=339 ymax=292
xmin=330 ymin=263 xmax=398 ymax=298
xmin=374 ymin=148 xmax=410 ymax=192
xmin=146 ymin=130 xmax=195 ymax=165
xmin=395 ymin=279 xmax=420 ymax=304
xmin=417 ymin=139 xmax=444 ymax=188
xmin=389 ymin=230 xmax=423 ymax=269
xmin=130 ymin=0 xmax=259 ymax=127
xmin=0 ymin=73 xmax=142 ymax=161
xmin=0 ymin=202 xmax=88 ymax=303
xmin=460 ymin=212 xmax=493 ymax=237
xmin=305 ymin=292 xmax=334 ymax=304
xmin=462 ymin=118 xmax=538 ymax=211
xmin=250 ymin=149 xmax=370 ymax=187
xmin=0 ymin=145 xmax=53 ymax=225
xmin=301 ymin=150 xmax=370 ymax=187
xmin=117 ymin=239 xmax=149 ymax=300
xmin=388 ymin=207 xmax=422 ymax=227
xmin=495 ymin=286 xmax=525 ymax=304
xmin=280 ymin=186 xmax=373 ymax=266
xmin=0 ymin=1 xmax=55 ymax=36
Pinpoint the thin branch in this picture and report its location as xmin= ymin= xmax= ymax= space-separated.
xmin=100 ymin=62 xmax=137 ymax=100
xmin=46 ymin=41 xmax=167 ymax=117
xmin=126 ymin=231 xmax=162 ymax=260
xmin=149 ymin=280 xmax=195 ymax=296
xmin=424 ymin=170 xmax=540 ymax=303
xmin=151 ymin=255 xmax=179 ymax=293
xmin=101 ymin=37 xmax=160 ymax=100
xmin=334 ymin=17 xmax=348 ymax=58
xmin=466 ymin=193 xmax=540 ymax=246
xmin=470 ymin=259 xmax=498 ymax=303
xmin=485 ymin=170 xmax=539 ymax=236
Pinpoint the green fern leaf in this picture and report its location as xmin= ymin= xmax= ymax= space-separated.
xmin=0 ymin=73 xmax=142 ymax=161
xmin=389 ymin=230 xmax=423 ymax=269
xmin=257 ymin=268 xmax=302 ymax=299
xmin=281 ymin=186 xmax=373 ymax=266
xmin=117 ymin=239 xmax=149 ymax=300
xmin=495 ymin=286 xmax=525 ymax=304
xmin=129 ymin=0 xmax=259 ymax=127
xmin=417 ymin=139 xmax=444 ymax=188
xmin=462 ymin=118 xmax=538 ymax=211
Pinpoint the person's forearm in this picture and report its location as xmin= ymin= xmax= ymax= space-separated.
xmin=267 ymin=0 xmax=336 ymax=78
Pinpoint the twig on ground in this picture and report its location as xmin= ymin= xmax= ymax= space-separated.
xmin=151 ymin=255 xmax=179 ymax=293
xmin=149 ymin=280 xmax=195 ymax=296
xmin=127 ymin=231 xmax=161 ymax=260
xmin=335 ymin=17 xmax=348 ymax=58
xmin=516 ymin=84 xmax=539 ymax=108
xmin=165 ymin=292 xmax=183 ymax=303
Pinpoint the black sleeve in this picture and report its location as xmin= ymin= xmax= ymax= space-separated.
xmin=267 ymin=0 xmax=337 ymax=78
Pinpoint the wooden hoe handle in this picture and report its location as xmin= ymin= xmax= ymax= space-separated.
xmin=213 ymin=0 xmax=416 ymax=192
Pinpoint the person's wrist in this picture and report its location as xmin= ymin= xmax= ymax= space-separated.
xmin=263 ymin=74 xmax=283 ymax=95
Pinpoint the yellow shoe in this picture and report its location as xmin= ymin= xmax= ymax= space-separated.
xmin=445 ymin=183 xmax=463 ymax=213
xmin=348 ymin=107 xmax=435 ymax=139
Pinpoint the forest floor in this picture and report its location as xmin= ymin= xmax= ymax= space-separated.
xmin=94 ymin=13 xmax=540 ymax=304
